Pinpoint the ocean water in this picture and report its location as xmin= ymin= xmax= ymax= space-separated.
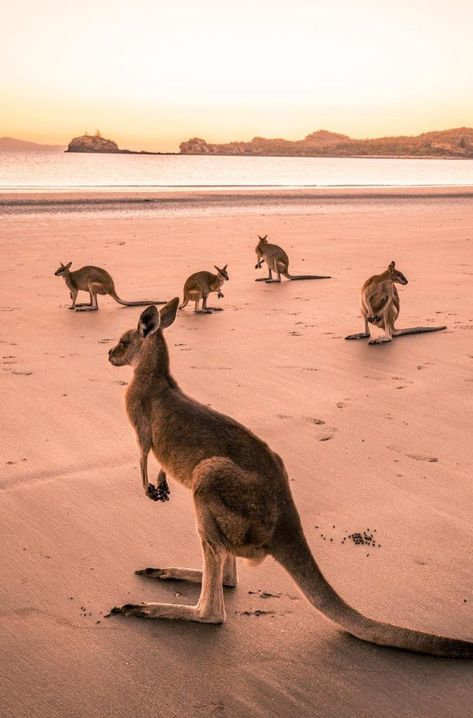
xmin=1 ymin=150 xmax=473 ymax=191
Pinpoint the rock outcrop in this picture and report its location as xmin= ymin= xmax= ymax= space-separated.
xmin=66 ymin=134 xmax=120 ymax=153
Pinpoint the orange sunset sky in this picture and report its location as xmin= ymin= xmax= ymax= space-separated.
xmin=2 ymin=0 xmax=473 ymax=152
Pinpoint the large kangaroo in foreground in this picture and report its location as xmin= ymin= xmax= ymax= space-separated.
xmin=255 ymin=235 xmax=331 ymax=282
xmin=54 ymin=262 xmax=166 ymax=311
xmin=107 ymin=300 xmax=472 ymax=657
xmin=345 ymin=261 xmax=446 ymax=343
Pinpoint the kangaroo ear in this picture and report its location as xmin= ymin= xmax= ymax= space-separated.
xmin=138 ymin=305 xmax=160 ymax=338
xmin=223 ymin=264 xmax=228 ymax=271
xmin=160 ymin=297 xmax=179 ymax=330
xmin=388 ymin=261 xmax=395 ymax=271
xmin=214 ymin=265 xmax=220 ymax=272
xmin=65 ymin=261 xmax=72 ymax=270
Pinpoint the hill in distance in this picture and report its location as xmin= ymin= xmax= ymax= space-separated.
xmin=0 ymin=137 xmax=64 ymax=152
xmin=179 ymin=127 xmax=473 ymax=158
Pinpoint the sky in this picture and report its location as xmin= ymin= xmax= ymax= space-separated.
xmin=2 ymin=0 xmax=473 ymax=151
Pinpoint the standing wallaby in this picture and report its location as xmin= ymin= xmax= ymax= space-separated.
xmin=106 ymin=300 xmax=472 ymax=657
xmin=345 ymin=261 xmax=446 ymax=344
xmin=179 ymin=265 xmax=229 ymax=313
xmin=255 ymin=235 xmax=331 ymax=282
xmin=54 ymin=262 xmax=166 ymax=311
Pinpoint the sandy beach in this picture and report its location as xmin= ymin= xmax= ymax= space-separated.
xmin=1 ymin=189 xmax=472 ymax=717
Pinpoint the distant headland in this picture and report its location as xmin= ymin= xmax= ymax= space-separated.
xmin=178 ymin=128 xmax=473 ymax=158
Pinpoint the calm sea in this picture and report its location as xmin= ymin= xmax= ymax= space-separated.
xmin=1 ymin=151 xmax=473 ymax=191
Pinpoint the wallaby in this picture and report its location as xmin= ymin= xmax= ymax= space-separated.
xmin=255 ymin=235 xmax=331 ymax=282
xmin=107 ymin=300 xmax=472 ymax=657
xmin=345 ymin=261 xmax=446 ymax=344
xmin=179 ymin=265 xmax=229 ymax=313
xmin=54 ymin=262 xmax=166 ymax=311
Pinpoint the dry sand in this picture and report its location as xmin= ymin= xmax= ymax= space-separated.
xmin=1 ymin=190 xmax=472 ymax=717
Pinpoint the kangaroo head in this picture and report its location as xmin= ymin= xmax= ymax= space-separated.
xmin=387 ymin=260 xmax=408 ymax=285
xmin=108 ymin=298 xmax=179 ymax=367
xmin=54 ymin=261 xmax=72 ymax=276
xmin=257 ymin=235 xmax=268 ymax=245
xmin=214 ymin=264 xmax=229 ymax=281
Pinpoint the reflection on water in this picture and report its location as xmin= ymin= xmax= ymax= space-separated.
xmin=1 ymin=151 xmax=473 ymax=191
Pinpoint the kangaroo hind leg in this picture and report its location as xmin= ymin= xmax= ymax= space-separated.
xmin=265 ymin=262 xmax=283 ymax=283
xmin=74 ymin=283 xmax=99 ymax=311
xmin=112 ymin=535 xmax=227 ymax=623
xmin=136 ymin=554 xmax=237 ymax=587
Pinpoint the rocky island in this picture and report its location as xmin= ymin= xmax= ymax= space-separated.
xmin=65 ymin=132 xmax=161 ymax=154
xmin=179 ymin=128 xmax=473 ymax=158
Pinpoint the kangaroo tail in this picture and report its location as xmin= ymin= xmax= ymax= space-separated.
xmin=109 ymin=288 xmax=166 ymax=306
xmin=288 ymin=274 xmax=332 ymax=280
xmin=273 ymin=531 xmax=472 ymax=657
xmin=394 ymin=326 xmax=447 ymax=336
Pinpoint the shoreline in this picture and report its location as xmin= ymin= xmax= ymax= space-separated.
xmin=1 ymin=185 xmax=473 ymax=215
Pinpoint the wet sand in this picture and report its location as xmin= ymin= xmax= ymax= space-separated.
xmin=1 ymin=190 xmax=472 ymax=717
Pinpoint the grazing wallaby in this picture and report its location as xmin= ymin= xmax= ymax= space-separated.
xmin=54 ymin=262 xmax=166 ymax=311
xmin=255 ymin=235 xmax=331 ymax=282
xmin=179 ymin=265 xmax=229 ymax=313
xmin=107 ymin=300 xmax=472 ymax=657
xmin=345 ymin=261 xmax=446 ymax=344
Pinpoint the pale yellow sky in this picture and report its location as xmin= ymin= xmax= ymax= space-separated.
xmin=2 ymin=0 xmax=473 ymax=151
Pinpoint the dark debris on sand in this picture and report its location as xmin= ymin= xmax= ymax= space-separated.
xmin=341 ymin=528 xmax=381 ymax=548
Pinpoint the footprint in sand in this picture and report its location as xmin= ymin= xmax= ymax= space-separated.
xmin=12 ymin=370 xmax=33 ymax=376
xmin=407 ymin=453 xmax=439 ymax=462
xmin=304 ymin=417 xmax=325 ymax=425
xmin=387 ymin=445 xmax=438 ymax=462
xmin=248 ymin=590 xmax=281 ymax=599
xmin=236 ymin=610 xmax=275 ymax=617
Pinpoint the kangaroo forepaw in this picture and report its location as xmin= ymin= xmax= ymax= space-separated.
xmin=217 ymin=292 xmax=224 ymax=299
xmin=145 ymin=479 xmax=170 ymax=502
xmin=368 ymin=315 xmax=381 ymax=324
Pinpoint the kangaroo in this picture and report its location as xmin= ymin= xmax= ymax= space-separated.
xmin=107 ymin=300 xmax=472 ymax=657
xmin=255 ymin=235 xmax=331 ymax=282
xmin=345 ymin=261 xmax=446 ymax=344
xmin=54 ymin=262 xmax=166 ymax=311
xmin=179 ymin=265 xmax=229 ymax=313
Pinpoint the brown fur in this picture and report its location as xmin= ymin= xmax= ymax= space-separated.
xmin=179 ymin=265 xmax=228 ymax=313
xmin=54 ymin=262 xmax=165 ymax=311
xmin=345 ymin=261 xmax=446 ymax=343
xmin=255 ymin=235 xmax=331 ymax=282
xmin=107 ymin=300 xmax=471 ymax=656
